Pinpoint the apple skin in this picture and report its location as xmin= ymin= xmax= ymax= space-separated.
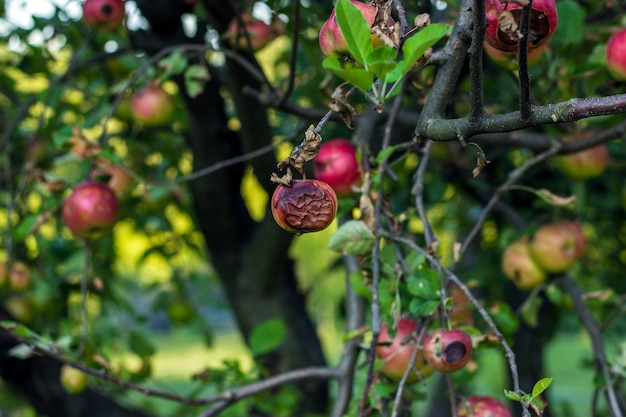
xmin=449 ymin=283 xmax=474 ymax=327
xmin=457 ymin=396 xmax=513 ymax=417
xmin=130 ymin=85 xmax=175 ymax=127
xmin=501 ymin=236 xmax=548 ymax=290
xmin=606 ymin=29 xmax=626 ymax=82
xmin=9 ymin=262 xmax=32 ymax=292
xmin=423 ymin=328 xmax=473 ymax=373
xmin=62 ymin=181 xmax=120 ymax=240
xmin=271 ymin=179 xmax=338 ymax=234
xmin=376 ymin=317 xmax=435 ymax=383
xmin=555 ymin=143 xmax=609 ymax=181
xmin=319 ymin=0 xmax=394 ymax=58
xmin=313 ymin=139 xmax=361 ymax=197
xmin=485 ymin=0 xmax=558 ymax=53
xmin=60 ymin=364 xmax=89 ymax=394
xmin=226 ymin=13 xmax=274 ymax=51
xmin=528 ymin=221 xmax=586 ymax=274
xmin=82 ymin=0 xmax=125 ymax=30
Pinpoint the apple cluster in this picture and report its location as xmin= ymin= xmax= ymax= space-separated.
xmin=375 ymin=318 xmax=474 ymax=383
xmin=502 ymin=221 xmax=586 ymax=290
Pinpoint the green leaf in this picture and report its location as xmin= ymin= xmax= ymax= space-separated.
xmin=13 ymin=214 xmax=39 ymax=241
xmin=386 ymin=23 xmax=449 ymax=81
xmin=323 ymin=57 xmax=374 ymax=92
xmin=504 ymin=389 xmax=523 ymax=401
xmin=408 ymin=298 xmax=439 ymax=317
xmin=184 ymin=64 xmax=210 ymax=98
xmin=128 ymin=330 xmax=156 ymax=357
xmin=375 ymin=145 xmax=397 ymax=164
xmin=328 ymin=220 xmax=375 ymax=255
xmin=406 ymin=276 xmax=439 ymax=300
xmin=531 ymin=377 xmax=553 ymax=398
xmin=520 ymin=295 xmax=543 ymax=328
xmin=249 ymin=317 xmax=287 ymax=356
xmin=8 ymin=343 xmax=35 ymax=359
xmin=349 ymin=271 xmax=372 ymax=301
xmin=551 ymin=1 xmax=584 ymax=47
xmin=158 ymin=50 xmax=188 ymax=79
xmin=335 ymin=0 xmax=374 ymax=64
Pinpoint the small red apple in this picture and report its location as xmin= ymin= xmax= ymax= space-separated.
xmin=457 ymin=395 xmax=513 ymax=417
xmin=555 ymin=143 xmax=609 ymax=180
xmin=423 ymin=328 xmax=473 ymax=373
xmin=62 ymin=181 xmax=120 ymax=240
xmin=319 ymin=0 xmax=395 ymax=58
xmin=90 ymin=163 xmax=135 ymax=198
xmin=60 ymin=364 xmax=89 ymax=394
xmin=312 ymin=139 xmax=361 ymax=197
xmin=485 ymin=0 xmax=558 ymax=53
xmin=226 ymin=13 xmax=274 ymax=51
xmin=271 ymin=179 xmax=338 ymax=234
xmin=606 ymin=29 xmax=626 ymax=82
xmin=376 ymin=317 xmax=435 ymax=383
xmin=501 ymin=236 xmax=548 ymax=290
xmin=130 ymin=84 xmax=175 ymax=127
xmin=528 ymin=221 xmax=586 ymax=274
xmin=82 ymin=0 xmax=125 ymax=30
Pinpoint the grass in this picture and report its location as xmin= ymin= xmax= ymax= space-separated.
xmin=113 ymin=328 xmax=601 ymax=417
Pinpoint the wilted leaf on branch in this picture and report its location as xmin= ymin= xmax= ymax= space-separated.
xmin=535 ymin=189 xmax=577 ymax=206
xmin=472 ymin=147 xmax=491 ymax=177
xmin=275 ymin=125 xmax=322 ymax=176
xmin=329 ymin=86 xmax=357 ymax=129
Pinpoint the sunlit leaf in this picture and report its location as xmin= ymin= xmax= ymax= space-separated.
xmin=328 ymin=220 xmax=375 ymax=255
xmin=335 ymin=0 xmax=373 ymax=64
xmin=532 ymin=377 xmax=553 ymax=398
xmin=249 ymin=317 xmax=287 ymax=356
xmin=323 ymin=57 xmax=373 ymax=92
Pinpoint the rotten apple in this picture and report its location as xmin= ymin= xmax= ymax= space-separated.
xmin=501 ymin=236 xmax=548 ymax=290
xmin=82 ymin=0 xmax=125 ymax=30
xmin=376 ymin=317 xmax=434 ymax=383
xmin=423 ymin=328 xmax=473 ymax=373
xmin=271 ymin=179 xmax=338 ymax=234
xmin=62 ymin=181 xmax=120 ymax=240
xmin=313 ymin=139 xmax=361 ymax=196
xmin=485 ymin=0 xmax=558 ymax=53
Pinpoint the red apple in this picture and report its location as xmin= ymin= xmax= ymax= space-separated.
xmin=226 ymin=13 xmax=274 ymax=51
xmin=319 ymin=0 xmax=395 ymax=58
xmin=457 ymin=395 xmax=513 ymax=417
xmin=130 ymin=84 xmax=175 ymax=127
xmin=528 ymin=221 xmax=586 ymax=274
xmin=60 ymin=364 xmax=89 ymax=394
xmin=82 ymin=0 xmax=125 ymax=30
xmin=90 ymin=163 xmax=135 ymax=198
xmin=485 ymin=0 xmax=558 ymax=53
xmin=62 ymin=181 xmax=120 ymax=240
xmin=501 ymin=236 xmax=548 ymax=290
xmin=376 ymin=317 xmax=435 ymax=383
xmin=606 ymin=29 xmax=626 ymax=82
xmin=312 ymin=139 xmax=361 ymax=196
xmin=555 ymin=143 xmax=609 ymax=180
xmin=271 ymin=179 xmax=338 ymax=234
xmin=423 ymin=328 xmax=473 ymax=373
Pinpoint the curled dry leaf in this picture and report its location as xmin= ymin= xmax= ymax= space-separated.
xmin=271 ymin=125 xmax=322 ymax=186
xmin=497 ymin=10 xmax=518 ymax=38
xmin=329 ymin=86 xmax=357 ymax=129
xmin=359 ymin=173 xmax=376 ymax=231
xmin=535 ymin=189 xmax=577 ymax=206
xmin=414 ymin=13 xmax=431 ymax=30
xmin=472 ymin=149 xmax=491 ymax=178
